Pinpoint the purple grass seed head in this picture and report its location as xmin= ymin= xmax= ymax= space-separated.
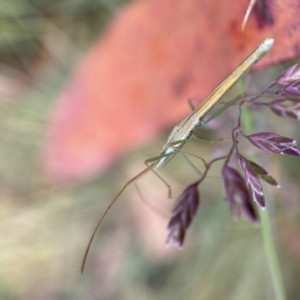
xmin=166 ymin=182 xmax=199 ymax=248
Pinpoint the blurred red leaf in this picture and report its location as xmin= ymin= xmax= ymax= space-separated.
xmin=44 ymin=0 xmax=300 ymax=180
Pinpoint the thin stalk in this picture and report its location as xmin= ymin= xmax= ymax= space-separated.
xmin=242 ymin=104 xmax=286 ymax=300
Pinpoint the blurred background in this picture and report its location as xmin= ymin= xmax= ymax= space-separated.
xmin=1 ymin=0 xmax=300 ymax=299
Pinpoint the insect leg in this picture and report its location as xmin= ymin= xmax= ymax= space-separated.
xmin=134 ymin=181 xmax=169 ymax=218
xmin=202 ymin=93 xmax=246 ymax=125
xmin=145 ymin=156 xmax=173 ymax=198
xmin=188 ymin=98 xmax=196 ymax=111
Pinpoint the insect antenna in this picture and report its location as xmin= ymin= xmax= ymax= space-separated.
xmin=81 ymin=164 xmax=153 ymax=273
xmin=81 ymin=155 xmax=174 ymax=273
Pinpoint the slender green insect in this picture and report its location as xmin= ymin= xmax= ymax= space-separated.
xmin=81 ymin=38 xmax=274 ymax=273
xmin=155 ymin=38 xmax=274 ymax=169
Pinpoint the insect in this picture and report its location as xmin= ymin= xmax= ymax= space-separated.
xmin=81 ymin=38 xmax=274 ymax=273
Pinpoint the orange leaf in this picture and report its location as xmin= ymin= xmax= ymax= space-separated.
xmin=44 ymin=0 xmax=300 ymax=180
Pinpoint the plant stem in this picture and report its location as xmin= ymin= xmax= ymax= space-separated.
xmin=259 ymin=209 xmax=286 ymax=300
xmin=242 ymin=104 xmax=286 ymax=300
